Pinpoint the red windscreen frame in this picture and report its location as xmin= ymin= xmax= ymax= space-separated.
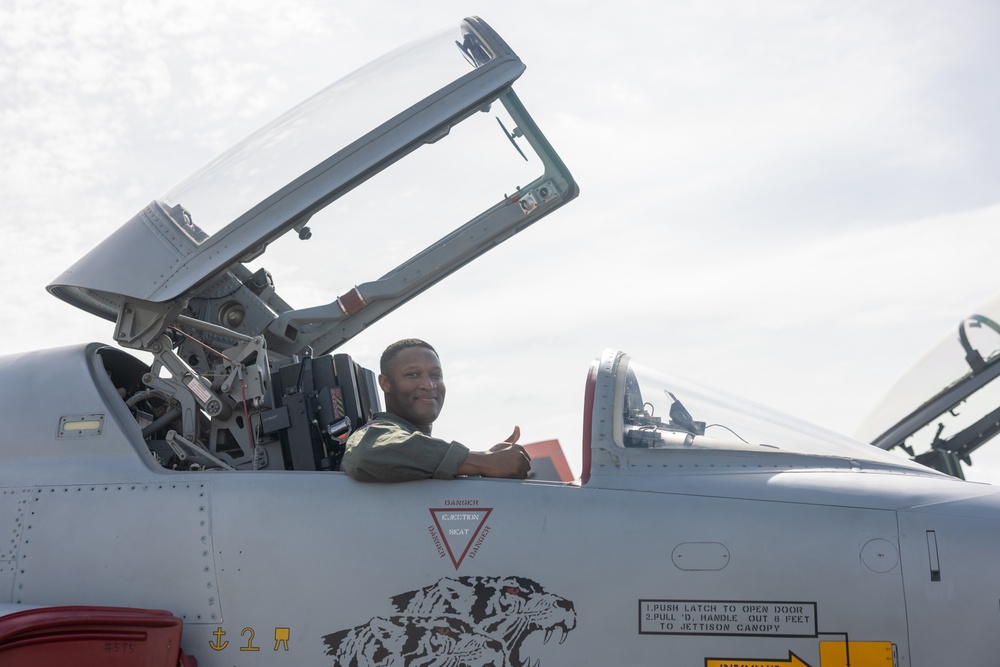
xmin=581 ymin=358 xmax=599 ymax=486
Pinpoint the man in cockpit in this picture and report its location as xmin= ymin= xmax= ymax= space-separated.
xmin=341 ymin=338 xmax=531 ymax=482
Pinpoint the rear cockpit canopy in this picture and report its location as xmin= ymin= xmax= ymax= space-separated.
xmin=48 ymin=17 xmax=576 ymax=362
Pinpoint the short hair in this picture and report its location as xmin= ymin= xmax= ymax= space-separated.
xmin=380 ymin=339 xmax=438 ymax=375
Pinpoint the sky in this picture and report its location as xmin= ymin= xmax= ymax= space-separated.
xmin=3 ymin=0 xmax=1000 ymax=481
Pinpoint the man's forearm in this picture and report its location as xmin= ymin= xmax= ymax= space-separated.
xmin=458 ymin=445 xmax=530 ymax=479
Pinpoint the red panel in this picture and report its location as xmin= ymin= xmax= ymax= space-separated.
xmin=522 ymin=439 xmax=574 ymax=482
xmin=0 ymin=606 xmax=195 ymax=667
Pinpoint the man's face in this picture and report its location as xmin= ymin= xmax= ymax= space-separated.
xmin=379 ymin=346 xmax=446 ymax=433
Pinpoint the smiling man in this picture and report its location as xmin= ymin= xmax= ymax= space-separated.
xmin=341 ymin=339 xmax=532 ymax=482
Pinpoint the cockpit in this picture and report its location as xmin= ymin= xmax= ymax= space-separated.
xmin=44 ymin=18 xmax=577 ymax=474
xmin=40 ymin=16 xmax=928 ymax=482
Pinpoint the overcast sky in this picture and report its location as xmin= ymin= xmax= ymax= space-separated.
xmin=4 ymin=0 xmax=1000 ymax=481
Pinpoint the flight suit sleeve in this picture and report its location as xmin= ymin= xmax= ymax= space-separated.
xmin=341 ymin=422 xmax=470 ymax=482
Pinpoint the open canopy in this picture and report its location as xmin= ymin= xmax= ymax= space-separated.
xmin=48 ymin=17 xmax=577 ymax=360
xmin=856 ymin=291 xmax=1000 ymax=476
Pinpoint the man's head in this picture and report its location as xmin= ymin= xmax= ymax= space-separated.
xmin=378 ymin=339 xmax=445 ymax=434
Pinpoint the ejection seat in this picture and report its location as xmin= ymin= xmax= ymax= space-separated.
xmin=267 ymin=352 xmax=381 ymax=471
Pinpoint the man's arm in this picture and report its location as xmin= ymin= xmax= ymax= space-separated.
xmin=342 ymin=422 xmax=469 ymax=482
xmin=457 ymin=426 xmax=531 ymax=479
xmin=342 ymin=421 xmax=531 ymax=482
xmin=458 ymin=445 xmax=531 ymax=479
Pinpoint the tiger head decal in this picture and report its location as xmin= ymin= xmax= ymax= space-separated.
xmin=324 ymin=576 xmax=575 ymax=667
xmin=323 ymin=615 xmax=505 ymax=667
xmin=390 ymin=575 xmax=576 ymax=666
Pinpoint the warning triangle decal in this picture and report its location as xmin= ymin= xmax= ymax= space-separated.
xmin=429 ymin=507 xmax=493 ymax=569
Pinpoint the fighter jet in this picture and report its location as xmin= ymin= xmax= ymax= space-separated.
xmin=1 ymin=16 xmax=998 ymax=667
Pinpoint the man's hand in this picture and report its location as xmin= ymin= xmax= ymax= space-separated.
xmin=458 ymin=425 xmax=531 ymax=479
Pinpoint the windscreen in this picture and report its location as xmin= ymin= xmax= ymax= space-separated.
xmin=621 ymin=360 xmax=934 ymax=471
